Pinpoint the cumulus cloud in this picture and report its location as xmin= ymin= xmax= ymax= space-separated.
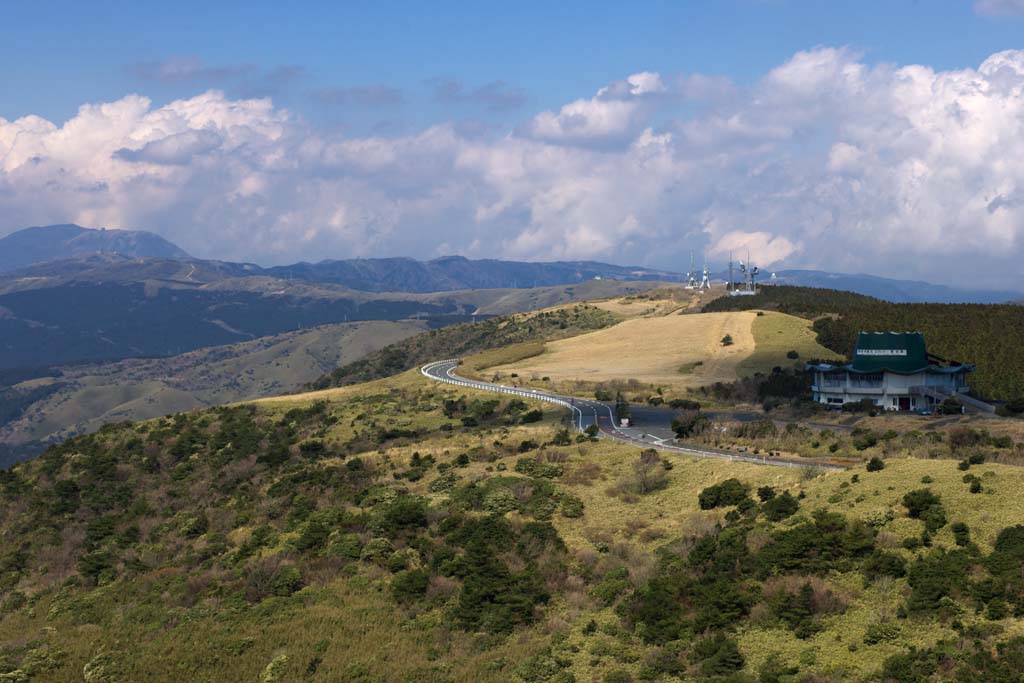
xmin=525 ymin=72 xmax=667 ymax=145
xmin=5 ymin=49 xmax=1024 ymax=288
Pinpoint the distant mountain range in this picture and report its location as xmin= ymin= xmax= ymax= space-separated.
xmin=1 ymin=224 xmax=1021 ymax=304
xmin=767 ymin=270 xmax=1023 ymax=306
xmin=260 ymin=255 xmax=680 ymax=292
xmin=0 ymin=224 xmax=189 ymax=272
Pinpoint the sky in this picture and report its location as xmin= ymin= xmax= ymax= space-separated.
xmin=3 ymin=0 xmax=1024 ymax=287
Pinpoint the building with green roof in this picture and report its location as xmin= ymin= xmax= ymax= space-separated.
xmin=806 ymin=332 xmax=974 ymax=411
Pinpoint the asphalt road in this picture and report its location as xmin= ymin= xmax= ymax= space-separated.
xmin=421 ymin=359 xmax=845 ymax=470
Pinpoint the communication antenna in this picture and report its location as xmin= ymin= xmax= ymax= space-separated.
xmin=699 ymin=253 xmax=711 ymax=291
xmin=685 ymin=251 xmax=697 ymax=289
xmin=731 ymin=248 xmax=759 ymax=296
xmin=728 ymin=252 xmax=734 ymax=292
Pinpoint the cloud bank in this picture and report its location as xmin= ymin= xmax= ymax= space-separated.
xmin=4 ymin=48 xmax=1024 ymax=288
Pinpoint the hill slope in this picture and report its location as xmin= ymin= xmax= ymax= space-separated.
xmin=0 ymin=224 xmax=189 ymax=272
xmin=0 ymin=320 xmax=426 ymax=465
xmin=2 ymin=369 xmax=1024 ymax=681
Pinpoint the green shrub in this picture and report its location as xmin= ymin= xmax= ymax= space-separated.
xmin=880 ymin=647 xmax=938 ymax=682
xmin=668 ymin=398 xmax=701 ymax=411
xmin=866 ymin=457 xmax=885 ymax=472
xmin=559 ymin=495 xmax=584 ymax=519
xmin=853 ymin=433 xmax=879 ymax=451
xmin=698 ymin=479 xmax=750 ymax=510
xmin=762 ymin=492 xmax=799 ymax=521
xmin=906 ymin=549 xmax=970 ymax=613
xmin=690 ymin=632 xmax=743 ymax=676
xmin=863 ymin=551 xmax=907 ymax=580
xmin=671 ymin=411 xmax=709 ymax=438
xmin=293 ymin=519 xmax=330 ymax=553
xmin=391 ymin=569 xmax=430 ymax=604
xmin=938 ymin=397 xmax=963 ymax=415
xmin=591 ymin=568 xmax=630 ymax=607
xmin=521 ymin=409 xmax=543 ymax=424
xmin=902 ymin=489 xmax=946 ymax=532
xmin=271 ymin=566 xmax=303 ymax=597
xmin=864 ymin=622 xmax=901 ymax=645
xmin=951 ymin=522 xmax=971 ymax=547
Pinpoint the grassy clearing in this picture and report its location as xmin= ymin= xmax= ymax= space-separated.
xmin=738 ymin=311 xmax=844 ymax=377
xmin=490 ymin=311 xmax=758 ymax=391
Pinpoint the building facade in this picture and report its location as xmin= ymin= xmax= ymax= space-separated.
xmin=807 ymin=332 xmax=973 ymax=411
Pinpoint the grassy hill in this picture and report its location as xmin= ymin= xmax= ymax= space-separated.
xmin=704 ymin=285 xmax=1024 ymax=401
xmin=0 ymin=321 xmax=426 ymax=466
xmin=475 ymin=297 xmax=839 ymax=399
xmin=490 ymin=311 xmax=759 ymax=390
xmin=2 ymin=365 xmax=1024 ymax=681
xmin=307 ymin=303 xmax=621 ymax=390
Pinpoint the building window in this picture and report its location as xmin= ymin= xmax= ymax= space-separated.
xmin=849 ymin=372 xmax=883 ymax=388
xmin=822 ymin=371 xmax=846 ymax=387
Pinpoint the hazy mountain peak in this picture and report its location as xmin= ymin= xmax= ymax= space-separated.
xmin=0 ymin=224 xmax=190 ymax=273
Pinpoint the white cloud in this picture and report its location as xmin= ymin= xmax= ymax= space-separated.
xmin=4 ymin=50 xmax=1024 ymax=288
xmin=526 ymin=71 xmax=666 ymax=145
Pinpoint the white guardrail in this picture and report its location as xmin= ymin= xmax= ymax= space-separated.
xmin=421 ymin=359 xmax=845 ymax=471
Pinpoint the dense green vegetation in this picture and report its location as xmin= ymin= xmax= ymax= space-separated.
xmin=4 ymin=364 xmax=1024 ymax=680
xmin=621 ymin=481 xmax=1024 ymax=682
xmin=704 ymin=285 xmax=1024 ymax=400
xmin=0 ymin=380 xmax=587 ymax=680
xmin=308 ymin=305 xmax=618 ymax=390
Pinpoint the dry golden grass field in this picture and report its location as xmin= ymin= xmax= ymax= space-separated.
xmin=487 ymin=309 xmax=823 ymax=389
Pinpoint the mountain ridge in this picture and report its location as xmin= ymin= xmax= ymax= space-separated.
xmin=2 ymin=224 xmax=1022 ymax=303
xmin=0 ymin=224 xmax=190 ymax=272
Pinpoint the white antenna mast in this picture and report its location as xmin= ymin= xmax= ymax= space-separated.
xmin=699 ymin=252 xmax=711 ymax=291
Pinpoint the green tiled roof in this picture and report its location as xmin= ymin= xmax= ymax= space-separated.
xmin=850 ymin=332 xmax=928 ymax=373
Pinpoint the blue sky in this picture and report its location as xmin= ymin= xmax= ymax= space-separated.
xmin=3 ymin=1 xmax=1024 ymax=287
xmin=4 ymin=0 xmax=1021 ymax=128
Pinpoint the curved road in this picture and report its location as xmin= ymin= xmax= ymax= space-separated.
xmin=421 ymin=359 xmax=845 ymax=471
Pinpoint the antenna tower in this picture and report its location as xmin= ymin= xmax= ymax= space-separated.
xmin=699 ymin=253 xmax=711 ymax=291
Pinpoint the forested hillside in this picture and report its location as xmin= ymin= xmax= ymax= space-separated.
xmin=4 ymin=370 xmax=1024 ymax=681
xmin=705 ymin=286 xmax=1024 ymax=401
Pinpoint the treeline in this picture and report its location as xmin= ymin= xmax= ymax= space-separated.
xmin=705 ymin=285 xmax=1024 ymax=400
xmin=307 ymin=305 xmax=618 ymax=390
